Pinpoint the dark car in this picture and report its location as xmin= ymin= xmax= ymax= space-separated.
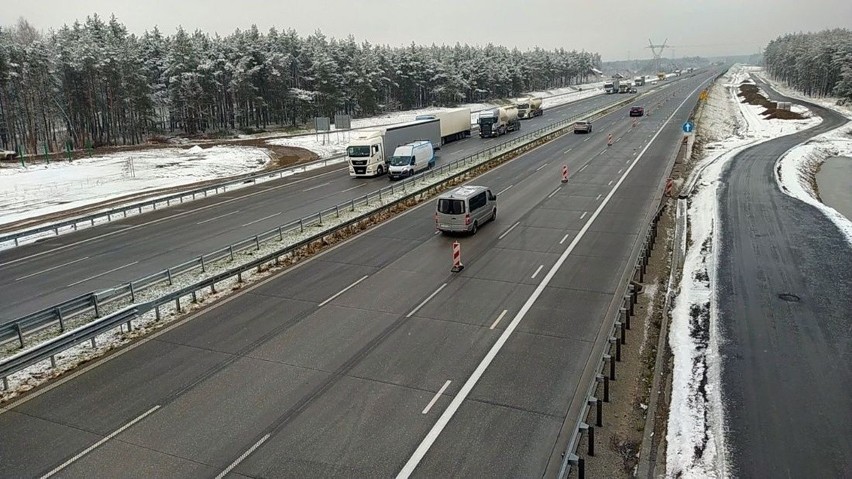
xmin=629 ymin=106 xmax=644 ymax=117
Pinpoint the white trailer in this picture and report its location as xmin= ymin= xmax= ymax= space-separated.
xmin=346 ymin=119 xmax=441 ymax=177
xmin=415 ymin=108 xmax=471 ymax=146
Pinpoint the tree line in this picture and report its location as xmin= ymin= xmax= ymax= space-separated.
xmin=763 ymin=29 xmax=852 ymax=100
xmin=0 ymin=15 xmax=601 ymax=156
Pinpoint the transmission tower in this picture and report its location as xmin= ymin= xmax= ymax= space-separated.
xmin=647 ymin=38 xmax=669 ymax=73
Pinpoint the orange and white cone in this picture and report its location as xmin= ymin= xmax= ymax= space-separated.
xmin=451 ymin=241 xmax=464 ymax=272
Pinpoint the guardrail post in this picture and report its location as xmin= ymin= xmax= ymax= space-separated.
xmin=238 ymin=272 xmax=243 ymax=283
xmin=278 ymin=226 xmax=283 ymax=241
xmin=139 ymin=205 xmax=143 ymax=214
xmin=129 ymin=282 xmax=136 ymax=302
xmin=211 ymin=282 xmax=217 ymax=294
xmin=167 ymin=269 xmax=173 ymax=286
xmin=15 ymin=323 xmax=24 ymax=348
xmin=153 ymin=202 xmax=157 ymax=210
xmin=255 ymin=236 xmax=260 ymax=250
xmin=318 ymin=211 xmax=323 ymax=226
xmin=335 ymin=205 xmax=340 ymax=218
xmin=175 ymin=297 xmax=182 ymax=313
xmin=350 ymin=199 xmax=355 ymax=212
xmin=200 ymin=255 xmax=206 ymax=273
xmin=604 ymin=374 xmax=610 ymax=402
xmin=622 ymin=306 xmax=630 ymax=330
xmin=93 ymin=295 xmax=101 ymax=318
xmin=91 ymin=218 xmax=95 ymax=226
xmin=155 ymin=305 xmax=161 ymax=321
xmin=107 ymin=213 xmax=111 ymax=221
xmin=123 ymin=210 xmax=127 ymax=218
xmin=14 ymin=237 xmax=19 ymax=246
xmin=90 ymin=337 xmax=96 ymax=348
xmin=167 ymin=198 xmax=171 ymax=206
xmin=126 ymin=317 xmax=133 ymax=332
xmin=192 ymin=291 xmax=198 ymax=303
xmin=628 ymin=284 xmax=636 ymax=316
xmin=229 ymin=246 xmax=234 ymax=261
xmin=2 ymin=376 xmax=7 ymax=390
xmin=588 ymin=424 xmax=595 ymax=456
xmin=614 ymin=330 xmax=623 ymax=362
xmin=299 ymin=219 xmax=304 ymax=232
xmin=56 ymin=308 xmax=65 ymax=332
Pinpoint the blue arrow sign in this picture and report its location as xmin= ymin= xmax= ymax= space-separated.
xmin=683 ymin=121 xmax=694 ymax=133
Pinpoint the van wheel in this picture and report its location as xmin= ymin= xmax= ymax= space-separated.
xmin=491 ymin=208 xmax=497 ymax=222
xmin=471 ymin=221 xmax=478 ymax=235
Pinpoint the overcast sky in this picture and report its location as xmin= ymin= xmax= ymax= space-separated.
xmin=4 ymin=0 xmax=851 ymax=60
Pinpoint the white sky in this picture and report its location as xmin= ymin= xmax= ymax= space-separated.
xmin=4 ymin=0 xmax=851 ymax=60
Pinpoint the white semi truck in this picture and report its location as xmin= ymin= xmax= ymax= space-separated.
xmin=415 ymin=108 xmax=471 ymax=145
xmin=516 ymin=97 xmax=543 ymax=119
xmin=346 ymin=119 xmax=441 ymax=177
xmin=634 ymin=76 xmax=645 ymax=86
xmin=478 ymin=106 xmax=520 ymax=138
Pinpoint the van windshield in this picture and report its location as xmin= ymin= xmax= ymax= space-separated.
xmin=389 ymin=155 xmax=412 ymax=166
xmin=438 ymin=199 xmax=465 ymax=215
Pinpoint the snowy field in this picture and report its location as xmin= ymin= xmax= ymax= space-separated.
xmin=666 ymin=64 xmax=835 ymax=478
xmin=0 ymin=146 xmax=272 ymax=227
xmin=0 ymin=82 xmax=604 ymax=230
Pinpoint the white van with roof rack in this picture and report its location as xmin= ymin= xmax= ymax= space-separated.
xmin=434 ymin=185 xmax=497 ymax=234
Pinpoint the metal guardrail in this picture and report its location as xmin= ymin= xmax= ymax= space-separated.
xmin=0 ymin=154 xmax=348 ymax=247
xmin=0 ymin=306 xmax=138 ymax=389
xmin=556 ymin=72 xmax=718 ymax=478
xmin=0 ymin=93 xmax=641 ymax=389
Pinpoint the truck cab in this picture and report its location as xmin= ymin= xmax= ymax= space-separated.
xmin=347 ymin=131 xmax=385 ymax=177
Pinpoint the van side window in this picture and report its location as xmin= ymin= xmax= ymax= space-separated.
xmin=488 ymin=190 xmax=496 ymax=201
xmin=469 ymin=192 xmax=486 ymax=212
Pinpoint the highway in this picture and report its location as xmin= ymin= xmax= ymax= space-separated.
xmin=715 ymin=78 xmax=852 ymax=477
xmin=0 ymin=70 xmax=717 ymax=478
xmin=0 ymin=85 xmax=677 ymax=325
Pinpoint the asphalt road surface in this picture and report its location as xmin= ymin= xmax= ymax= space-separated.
xmin=0 ymin=71 xmax=717 ymax=478
xmin=0 ymin=79 xmax=698 ymax=325
xmin=716 ymin=77 xmax=852 ymax=477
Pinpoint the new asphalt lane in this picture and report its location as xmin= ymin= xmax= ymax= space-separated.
xmin=0 ymin=84 xmax=685 ymax=325
xmin=715 ymin=77 xmax=851 ymax=477
xmin=0 ymin=71 xmax=717 ymax=477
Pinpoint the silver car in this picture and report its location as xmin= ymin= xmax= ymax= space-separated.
xmin=434 ymin=185 xmax=497 ymax=234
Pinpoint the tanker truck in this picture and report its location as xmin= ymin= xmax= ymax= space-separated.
xmin=346 ymin=118 xmax=441 ymax=177
xmin=415 ymin=108 xmax=472 ymax=146
xmin=516 ymin=97 xmax=543 ymax=119
xmin=478 ymin=106 xmax=520 ymax=138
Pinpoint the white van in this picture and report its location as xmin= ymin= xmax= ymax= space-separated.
xmin=387 ymin=141 xmax=435 ymax=180
xmin=434 ymin=185 xmax=497 ymax=235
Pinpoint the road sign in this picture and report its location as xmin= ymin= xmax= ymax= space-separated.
xmin=682 ymin=121 xmax=694 ymax=133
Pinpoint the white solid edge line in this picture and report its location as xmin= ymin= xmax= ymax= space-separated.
xmin=15 ymin=256 xmax=90 ymax=281
xmin=530 ymin=265 xmax=544 ymax=279
xmin=422 ymin=380 xmax=452 ymax=415
xmin=495 ymin=184 xmax=514 ymax=196
xmin=406 ymin=283 xmax=447 ymax=318
xmin=396 ymin=80 xmax=704 ymax=479
xmin=66 ymin=261 xmax=140 ymax=287
xmin=497 ymin=222 xmax=520 ymax=240
xmin=196 ymin=210 xmax=240 ymax=225
xmin=489 ymin=310 xmax=508 ymax=330
xmin=41 ymin=405 xmax=161 ymax=478
xmin=215 ymin=433 xmax=271 ymax=479
xmin=318 ymin=275 xmax=369 ymax=308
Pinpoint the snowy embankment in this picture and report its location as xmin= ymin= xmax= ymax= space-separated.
xmin=666 ymin=65 xmax=821 ymax=478
xmin=0 ymin=146 xmax=271 ymax=227
xmin=774 ymin=125 xmax=852 ymax=245
xmin=266 ymin=82 xmax=605 ymax=158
